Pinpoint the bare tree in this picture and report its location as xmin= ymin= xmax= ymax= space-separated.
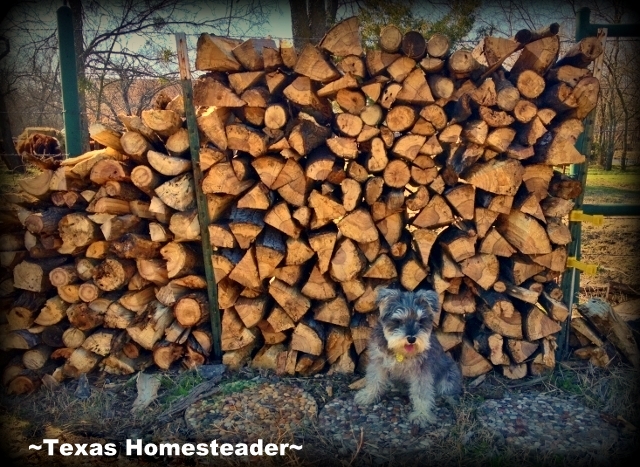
xmin=0 ymin=34 xmax=21 ymax=170
xmin=288 ymin=0 xmax=480 ymax=53
xmin=289 ymin=0 xmax=339 ymax=52
xmin=0 ymin=0 xmax=273 ymax=153
xmin=582 ymin=0 xmax=640 ymax=170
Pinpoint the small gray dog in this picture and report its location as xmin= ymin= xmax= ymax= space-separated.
xmin=354 ymin=288 xmax=463 ymax=427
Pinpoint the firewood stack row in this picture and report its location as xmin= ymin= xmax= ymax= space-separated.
xmin=0 ymin=17 xmax=603 ymax=392
xmin=0 ymin=101 xmax=218 ymax=393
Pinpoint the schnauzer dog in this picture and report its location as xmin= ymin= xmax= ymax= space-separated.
xmin=354 ymin=288 xmax=463 ymax=427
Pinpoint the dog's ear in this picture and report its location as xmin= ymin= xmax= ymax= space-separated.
xmin=376 ymin=287 xmax=400 ymax=312
xmin=414 ymin=289 xmax=440 ymax=314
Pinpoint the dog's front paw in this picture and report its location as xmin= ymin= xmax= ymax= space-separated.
xmin=354 ymin=388 xmax=379 ymax=406
xmin=408 ymin=410 xmax=437 ymax=427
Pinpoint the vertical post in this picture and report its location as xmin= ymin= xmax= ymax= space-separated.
xmin=575 ymin=7 xmax=592 ymax=41
xmin=558 ymin=27 xmax=607 ymax=359
xmin=174 ymin=33 xmax=222 ymax=363
xmin=56 ymin=6 xmax=83 ymax=157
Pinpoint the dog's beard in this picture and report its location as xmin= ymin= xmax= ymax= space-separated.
xmin=382 ymin=326 xmax=430 ymax=357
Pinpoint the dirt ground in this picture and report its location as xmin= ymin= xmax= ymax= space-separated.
xmin=580 ymin=166 xmax=640 ymax=293
xmin=581 ymin=217 xmax=640 ymax=290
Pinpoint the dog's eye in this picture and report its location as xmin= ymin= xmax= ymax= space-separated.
xmin=419 ymin=316 xmax=432 ymax=326
xmin=388 ymin=317 xmax=403 ymax=328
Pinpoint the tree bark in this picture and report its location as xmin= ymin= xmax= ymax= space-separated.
xmin=0 ymin=88 xmax=23 ymax=171
xmin=289 ymin=0 xmax=338 ymax=53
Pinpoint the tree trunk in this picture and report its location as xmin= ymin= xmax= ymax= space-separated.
xmin=0 ymin=90 xmax=23 ymax=171
xmin=289 ymin=0 xmax=338 ymax=53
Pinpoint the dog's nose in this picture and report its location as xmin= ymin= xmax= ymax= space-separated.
xmin=407 ymin=336 xmax=416 ymax=344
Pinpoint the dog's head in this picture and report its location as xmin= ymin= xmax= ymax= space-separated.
xmin=376 ymin=288 xmax=440 ymax=358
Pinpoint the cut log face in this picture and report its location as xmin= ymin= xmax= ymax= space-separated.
xmin=523 ymin=306 xmax=562 ymax=340
xmin=460 ymin=254 xmax=499 ymax=290
xmin=460 ymin=339 xmax=493 ymax=377
xmin=226 ymin=124 xmax=268 ymax=157
xmin=496 ymin=210 xmax=552 ymax=255
xmin=93 ymin=258 xmax=136 ymax=292
xmin=269 ymin=278 xmax=311 ymax=322
xmin=330 ymin=239 xmax=365 ymax=283
xmin=337 ymin=209 xmax=378 ymax=243
xmin=413 ymin=195 xmax=454 ymax=229
xmin=291 ymin=322 xmax=323 ymax=356
xmin=294 ymin=44 xmax=341 ymax=83
xmin=195 ymin=34 xmax=242 ymax=71
xmin=481 ymin=306 xmax=523 ymax=339
xmin=147 ymin=150 xmax=191 ymax=176
xmin=462 ymin=159 xmax=524 ymax=196
xmin=58 ymin=214 xmax=100 ymax=251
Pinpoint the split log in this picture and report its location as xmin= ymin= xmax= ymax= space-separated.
xmin=14 ymin=257 xmax=67 ymax=292
xmin=93 ymin=258 xmax=136 ymax=292
xmin=529 ymin=337 xmax=557 ymax=375
xmin=268 ymin=278 xmax=310 ymax=323
xmin=294 ymin=44 xmax=340 ymax=83
xmin=578 ymin=298 xmax=640 ymax=370
xmin=195 ymin=34 xmax=243 ymax=72
xmin=127 ymin=301 xmax=173 ymax=350
xmin=7 ymin=292 xmax=47 ymax=330
xmin=291 ymin=320 xmax=324 ymax=356
xmin=459 ymin=338 xmax=492 ymax=377
xmin=522 ymin=306 xmax=562 ymax=340
xmin=555 ymin=36 xmax=603 ymax=68
xmin=160 ymin=242 xmax=200 ymax=279
xmin=496 ymin=210 xmax=551 ymax=255
xmin=147 ymin=150 xmax=191 ymax=176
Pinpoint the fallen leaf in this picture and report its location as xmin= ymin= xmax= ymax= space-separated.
xmin=348 ymin=377 xmax=367 ymax=390
xmin=131 ymin=371 xmax=161 ymax=414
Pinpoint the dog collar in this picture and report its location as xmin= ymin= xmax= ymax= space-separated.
xmin=395 ymin=354 xmax=404 ymax=363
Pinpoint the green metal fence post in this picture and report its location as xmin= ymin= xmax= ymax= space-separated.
xmin=56 ymin=6 xmax=83 ymax=157
xmin=575 ymin=7 xmax=639 ymax=40
xmin=557 ymin=8 xmax=640 ymax=359
xmin=558 ymin=10 xmax=602 ymax=359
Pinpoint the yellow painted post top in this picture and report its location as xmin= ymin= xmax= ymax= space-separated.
xmin=566 ymin=257 xmax=598 ymax=276
xmin=569 ymin=210 xmax=604 ymax=226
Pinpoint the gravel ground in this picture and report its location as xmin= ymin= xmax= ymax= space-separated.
xmin=475 ymin=392 xmax=620 ymax=454
xmin=182 ymin=381 xmax=629 ymax=463
xmin=184 ymin=382 xmax=318 ymax=444
xmin=316 ymin=391 xmax=455 ymax=455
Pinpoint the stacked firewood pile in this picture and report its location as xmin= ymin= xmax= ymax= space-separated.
xmin=0 ymin=17 xmax=604 ymax=392
xmin=569 ymin=298 xmax=640 ymax=369
xmin=0 ymin=104 xmax=215 ymax=393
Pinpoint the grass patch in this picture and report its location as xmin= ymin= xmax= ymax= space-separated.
xmin=220 ymin=379 xmax=259 ymax=396
xmin=160 ymin=371 xmax=205 ymax=407
xmin=584 ymin=166 xmax=640 ymax=205
xmin=586 ymin=166 xmax=640 ymax=191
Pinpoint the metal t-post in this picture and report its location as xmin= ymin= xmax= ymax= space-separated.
xmin=56 ymin=6 xmax=83 ymax=157
xmin=558 ymin=7 xmax=640 ymax=358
